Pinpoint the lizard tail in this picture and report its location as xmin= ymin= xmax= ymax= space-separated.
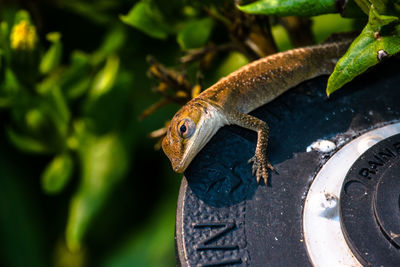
xmin=315 ymin=38 xmax=354 ymax=74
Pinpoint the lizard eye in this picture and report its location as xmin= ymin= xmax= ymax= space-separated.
xmin=177 ymin=118 xmax=195 ymax=138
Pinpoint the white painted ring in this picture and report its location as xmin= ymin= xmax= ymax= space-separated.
xmin=303 ymin=122 xmax=400 ymax=267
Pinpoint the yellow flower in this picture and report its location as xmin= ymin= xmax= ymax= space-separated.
xmin=10 ymin=20 xmax=37 ymax=50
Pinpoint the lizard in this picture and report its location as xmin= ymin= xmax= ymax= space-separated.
xmin=161 ymin=39 xmax=352 ymax=184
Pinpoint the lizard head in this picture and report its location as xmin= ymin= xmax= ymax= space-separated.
xmin=162 ymin=99 xmax=226 ymax=173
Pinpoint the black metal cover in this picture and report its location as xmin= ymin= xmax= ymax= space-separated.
xmin=176 ymin=58 xmax=400 ymax=266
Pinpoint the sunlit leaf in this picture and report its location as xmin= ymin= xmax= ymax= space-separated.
xmin=213 ymin=52 xmax=249 ymax=81
xmin=326 ymin=7 xmax=400 ymax=95
xmin=312 ymin=14 xmax=358 ymax=43
xmin=238 ymin=0 xmax=337 ymax=16
xmin=39 ymin=32 xmax=62 ymax=74
xmin=90 ymin=54 xmax=119 ymax=99
xmin=271 ymin=24 xmax=292 ymax=51
xmin=177 ymin=18 xmax=214 ymax=50
xmin=66 ymin=125 xmax=129 ymax=252
xmin=120 ymin=1 xmax=170 ymax=39
xmin=41 ymin=153 xmax=74 ymax=194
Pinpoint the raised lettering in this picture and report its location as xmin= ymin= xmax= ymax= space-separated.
xmin=393 ymin=142 xmax=400 ymax=154
xmin=193 ymin=222 xmax=239 ymax=251
xmin=377 ymin=148 xmax=395 ymax=161
xmin=201 ymin=258 xmax=242 ymax=267
xmin=368 ymin=160 xmax=383 ymax=170
xmin=359 ymin=168 xmax=373 ymax=179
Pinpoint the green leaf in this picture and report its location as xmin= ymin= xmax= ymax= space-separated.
xmin=50 ymin=86 xmax=70 ymax=126
xmin=90 ymin=54 xmax=119 ymax=99
xmin=84 ymin=71 xmax=132 ymax=134
xmin=0 ymin=21 xmax=9 ymax=60
xmin=0 ymin=21 xmax=9 ymax=45
xmin=6 ymin=128 xmax=50 ymax=154
xmin=271 ymin=24 xmax=292 ymax=51
xmin=354 ymin=0 xmax=371 ymax=14
xmin=36 ymin=84 xmax=70 ymax=137
xmin=39 ymin=32 xmax=62 ymax=74
xmin=326 ymin=7 xmax=400 ymax=95
xmin=66 ymin=125 xmax=129 ymax=252
xmin=368 ymin=0 xmax=392 ymax=14
xmin=214 ymin=52 xmax=249 ymax=80
xmin=3 ymin=68 xmax=19 ymax=92
xmin=91 ymin=27 xmax=126 ymax=65
xmin=25 ymin=109 xmax=46 ymax=133
xmin=120 ymin=1 xmax=170 ymax=39
xmin=238 ymin=0 xmax=337 ymax=16
xmin=312 ymin=14 xmax=358 ymax=43
xmin=354 ymin=0 xmax=396 ymax=15
xmin=41 ymin=153 xmax=74 ymax=194
xmin=177 ymin=18 xmax=214 ymax=50
xmin=368 ymin=5 xmax=398 ymax=27
xmin=61 ymin=51 xmax=91 ymax=99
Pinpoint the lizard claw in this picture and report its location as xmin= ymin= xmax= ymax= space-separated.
xmin=248 ymin=155 xmax=274 ymax=184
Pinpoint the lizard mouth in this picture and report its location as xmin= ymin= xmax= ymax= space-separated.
xmin=170 ymin=120 xmax=205 ymax=174
xmin=172 ymin=161 xmax=186 ymax=173
xmin=172 ymin=144 xmax=195 ymax=173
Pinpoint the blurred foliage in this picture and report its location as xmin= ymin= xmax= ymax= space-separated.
xmin=0 ymin=0 xmax=379 ymax=266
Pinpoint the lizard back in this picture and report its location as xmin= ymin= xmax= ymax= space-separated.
xmin=197 ymin=40 xmax=352 ymax=114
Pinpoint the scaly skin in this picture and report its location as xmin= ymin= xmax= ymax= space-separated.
xmin=162 ymin=40 xmax=352 ymax=184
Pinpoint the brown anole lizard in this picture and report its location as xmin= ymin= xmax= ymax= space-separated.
xmin=162 ymin=40 xmax=352 ymax=184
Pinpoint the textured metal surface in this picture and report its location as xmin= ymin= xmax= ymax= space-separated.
xmin=374 ymin=159 xmax=400 ymax=247
xmin=304 ymin=123 xmax=400 ymax=267
xmin=340 ymin=133 xmax=400 ymax=266
xmin=176 ymin=58 xmax=400 ymax=266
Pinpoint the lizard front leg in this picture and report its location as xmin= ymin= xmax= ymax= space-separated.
xmin=227 ymin=111 xmax=274 ymax=184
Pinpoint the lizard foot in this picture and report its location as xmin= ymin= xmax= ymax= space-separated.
xmin=248 ymin=155 xmax=274 ymax=184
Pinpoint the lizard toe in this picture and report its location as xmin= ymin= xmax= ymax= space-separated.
xmin=262 ymin=165 xmax=269 ymax=184
xmin=267 ymin=161 xmax=274 ymax=171
xmin=256 ymin=171 xmax=261 ymax=183
xmin=249 ymin=155 xmax=270 ymax=184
